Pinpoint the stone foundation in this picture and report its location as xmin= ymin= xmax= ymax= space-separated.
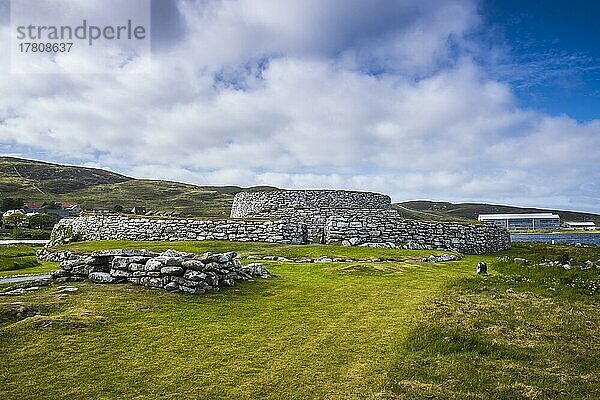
xmin=324 ymin=215 xmax=511 ymax=254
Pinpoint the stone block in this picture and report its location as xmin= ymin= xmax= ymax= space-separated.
xmin=89 ymin=272 xmax=115 ymax=284
xmin=160 ymin=266 xmax=184 ymax=276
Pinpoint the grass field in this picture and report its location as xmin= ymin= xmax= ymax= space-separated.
xmin=0 ymin=244 xmax=56 ymax=277
xmin=1 ymin=241 xmax=599 ymax=399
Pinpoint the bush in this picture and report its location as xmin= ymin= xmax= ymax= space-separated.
xmin=28 ymin=213 xmax=57 ymax=229
xmin=0 ymin=257 xmax=40 ymax=272
xmin=11 ymin=228 xmax=51 ymax=239
xmin=0 ymin=198 xmax=24 ymax=212
xmin=2 ymin=212 xmax=28 ymax=228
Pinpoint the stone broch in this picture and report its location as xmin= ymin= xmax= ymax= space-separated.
xmin=49 ymin=189 xmax=511 ymax=254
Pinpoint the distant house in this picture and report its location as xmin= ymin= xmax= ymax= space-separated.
xmin=25 ymin=202 xmax=45 ymax=210
xmin=478 ymin=213 xmax=560 ymax=230
xmin=564 ymin=221 xmax=596 ymax=230
xmin=131 ymin=207 xmax=147 ymax=215
xmin=26 ymin=208 xmax=69 ymax=219
xmin=91 ymin=207 xmax=111 ymax=214
xmin=2 ymin=209 xmax=26 ymax=218
xmin=60 ymin=202 xmax=83 ymax=215
xmin=23 ymin=201 xmax=80 ymax=218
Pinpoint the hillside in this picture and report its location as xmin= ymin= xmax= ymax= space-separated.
xmin=2 ymin=157 xmax=598 ymax=222
xmin=0 ymin=157 xmax=130 ymax=197
xmin=398 ymin=200 xmax=600 ymax=225
xmin=0 ymin=157 xmax=276 ymax=217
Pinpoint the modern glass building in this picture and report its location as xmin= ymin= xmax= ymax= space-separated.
xmin=478 ymin=213 xmax=560 ymax=230
xmin=564 ymin=221 xmax=596 ymax=230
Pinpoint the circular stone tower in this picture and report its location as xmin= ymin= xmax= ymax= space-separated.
xmin=230 ymin=189 xmax=397 ymax=240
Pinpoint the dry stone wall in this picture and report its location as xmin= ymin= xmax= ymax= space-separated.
xmin=50 ymin=215 xmax=306 ymax=245
xmin=324 ymin=215 xmax=511 ymax=254
xmin=48 ymin=190 xmax=511 ymax=254
xmin=230 ymin=190 xmax=392 ymax=217
xmin=230 ymin=190 xmax=398 ymax=239
xmin=48 ymin=248 xmax=271 ymax=294
xmin=246 ymin=207 xmax=399 ymax=239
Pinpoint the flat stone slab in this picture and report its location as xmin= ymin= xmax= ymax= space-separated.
xmin=0 ymin=274 xmax=51 ymax=285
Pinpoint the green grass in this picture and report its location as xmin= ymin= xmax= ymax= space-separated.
xmin=1 ymin=241 xmax=599 ymax=399
xmin=0 ymin=244 xmax=59 ymax=277
xmin=0 ymin=244 xmax=57 ymax=276
xmin=381 ymin=246 xmax=600 ymax=399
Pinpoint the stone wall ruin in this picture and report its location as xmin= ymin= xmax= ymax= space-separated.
xmin=231 ymin=190 xmax=398 ymax=239
xmin=50 ymin=189 xmax=511 ymax=254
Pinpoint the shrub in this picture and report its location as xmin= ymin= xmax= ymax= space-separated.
xmin=11 ymin=228 xmax=51 ymax=239
xmin=28 ymin=213 xmax=57 ymax=229
xmin=3 ymin=212 xmax=28 ymax=228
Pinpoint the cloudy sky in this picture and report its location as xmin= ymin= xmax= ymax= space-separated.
xmin=0 ymin=0 xmax=599 ymax=212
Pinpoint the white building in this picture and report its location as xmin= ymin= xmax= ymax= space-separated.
xmin=478 ymin=213 xmax=560 ymax=230
xmin=2 ymin=209 xmax=26 ymax=218
xmin=564 ymin=221 xmax=596 ymax=230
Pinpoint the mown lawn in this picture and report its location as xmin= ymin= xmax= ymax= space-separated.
xmin=1 ymin=241 xmax=599 ymax=399
xmin=0 ymin=244 xmax=56 ymax=277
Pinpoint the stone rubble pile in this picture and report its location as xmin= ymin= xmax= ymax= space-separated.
xmin=421 ymin=254 xmax=461 ymax=263
xmin=0 ymin=278 xmax=52 ymax=296
xmin=537 ymin=258 xmax=599 ymax=270
xmin=36 ymin=248 xmax=75 ymax=262
xmin=356 ymin=242 xmax=398 ymax=248
xmin=47 ymin=249 xmax=271 ymax=294
xmin=247 ymin=254 xmax=461 ymax=263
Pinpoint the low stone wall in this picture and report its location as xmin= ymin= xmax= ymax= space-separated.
xmin=246 ymin=207 xmax=399 ymax=240
xmin=230 ymin=190 xmax=392 ymax=218
xmin=48 ymin=212 xmax=511 ymax=255
xmin=50 ymin=215 xmax=306 ymax=245
xmin=324 ymin=216 xmax=511 ymax=254
xmin=50 ymin=249 xmax=271 ymax=294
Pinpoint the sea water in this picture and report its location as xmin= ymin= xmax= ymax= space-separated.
xmin=511 ymin=233 xmax=600 ymax=247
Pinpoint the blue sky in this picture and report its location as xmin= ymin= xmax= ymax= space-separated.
xmin=0 ymin=0 xmax=598 ymax=213
xmin=480 ymin=0 xmax=600 ymax=121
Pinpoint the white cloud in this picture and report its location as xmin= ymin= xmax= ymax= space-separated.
xmin=0 ymin=0 xmax=598 ymax=212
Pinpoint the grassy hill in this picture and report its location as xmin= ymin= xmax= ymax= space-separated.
xmin=1 ymin=156 xmax=598 ymax=222
xmin=0 ymin=157 xmax=130 ymax=197
xmin=0 ymin=157 xmax=276 ymax=217
xmin=398 ymin=200 xmax=600 ymax=225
